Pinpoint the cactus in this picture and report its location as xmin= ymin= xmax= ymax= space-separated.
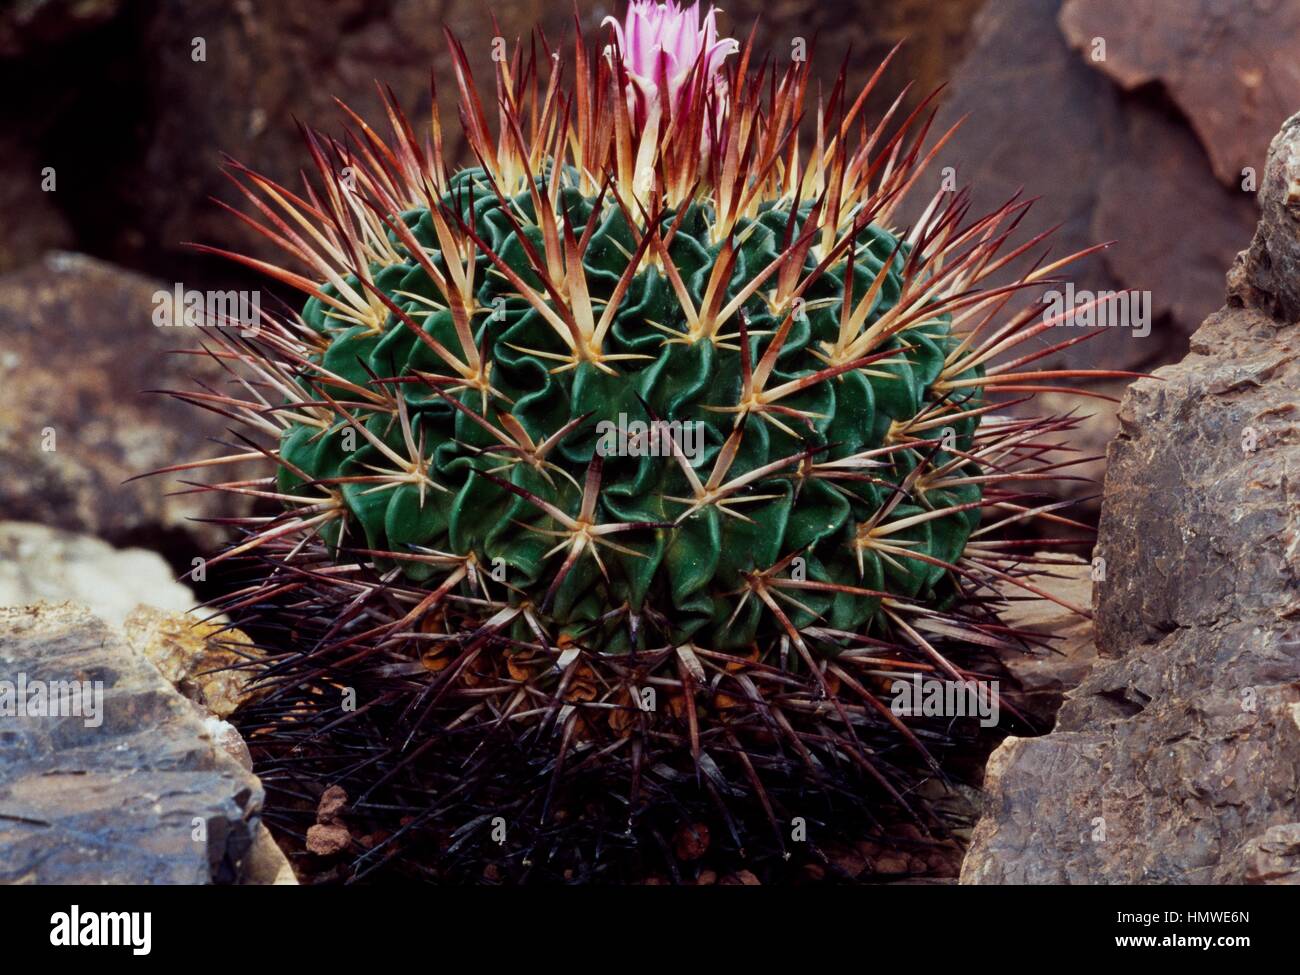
xmin=168 ymin=2 xmax=1131 ymax=881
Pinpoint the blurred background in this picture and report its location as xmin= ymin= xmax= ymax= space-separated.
xmin=0 ymin=0 xmax=1295 ymax=590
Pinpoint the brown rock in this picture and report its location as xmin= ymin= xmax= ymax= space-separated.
xmin=0 ymin=252 xmax=252 ymax=553
xmin=873 ymin=853 xmax=911 ymax=875
xmin=124 ymin=0 xmax=981 ymax=270
xmin=1059 ymin=0 xmax=1300 ymax=188
xmin=1091 ymin=104 xmax=1257 ymax=338
xmin=898 ymin=0 xmax=1124 ymax=371
xmin=908 ymin=0 xmax=1260 ymax=372
xmin=316 ymin=785 xmax=348 ymax=825
xmin=131 ymin=0 xmax=565 ymax=267
xmin=306 ymin=823 xmax=351 ymax=857
xmin=1241 ymin=823 xmax=1300 ymax=884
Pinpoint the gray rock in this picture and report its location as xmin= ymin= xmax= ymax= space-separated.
xmin=964 ymin=621 xmax=1300 ymax=884
xmin=961 ymin=114 xmax=1300 ymax=885
xmin=1228 ymin=113 xmax=1300 ymax=324
xmin=0 ymin=602 xmax=276 ymax=884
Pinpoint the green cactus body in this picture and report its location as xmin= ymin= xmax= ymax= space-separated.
xmin=278 ymin=169 xmax=984 ymax=656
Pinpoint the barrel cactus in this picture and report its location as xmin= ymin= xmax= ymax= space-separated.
xmin=170 ymin=1 xmax=1127 ymax=881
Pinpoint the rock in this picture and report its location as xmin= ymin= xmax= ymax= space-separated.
xmin=306 ymin=823 xmax=351 ymax=857
xmin=1094 ymin=305 xmax=1300 ymax=649
xmin=0 ymin=602 xmax=285 ymax=883
xmin=906 ymin=0 xmax=1260 ymax=372
xmin=0 ymin=252 xmax=252 ymax=554
xmin=992 ymin=557 xmax=1099 ymax=729
xmin=873 ymin=853 xmax=911 ymax=875
xmin=316 ymin=785 xmax=348 ymax=824
xmin=203 ymin=715 xmax=253 ymax=771
xmin=895 ymin=0 xmax=1121 ymax=371
xmin=961 ymin=115 xmax=1300 ymax=885
xmin=1059 ymin=0 xmax=1300 ymax=189
xmin=0 ymin=521 xmax=195 ymax=628
xmin=964 ymin=623 xmax=1300 ymax=884
xmin=304 ymin=785 xmax=352 ymax=858
xmin=1090 ymin=102 xmax=1259 ymax=338
xmin=1240 ymin=823 xmax=1300 ymax=885
xmin=1228 ymin=113 xmax=1300 ymax=323
xmin=121 ymin=605 xmax=261 ymax=719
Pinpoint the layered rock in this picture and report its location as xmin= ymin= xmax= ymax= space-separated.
xmin=0 ymin=602 xmax=290 ymax=883
xmin=962 ymin=114 xmax=1300 ymax=884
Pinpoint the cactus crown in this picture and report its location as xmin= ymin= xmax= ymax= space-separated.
xmin=176 ymin=2 xmax=1121 ymax=879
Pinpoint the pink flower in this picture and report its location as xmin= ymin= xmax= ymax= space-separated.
xmin=603 ymin=1 xmax=739 ymax=128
